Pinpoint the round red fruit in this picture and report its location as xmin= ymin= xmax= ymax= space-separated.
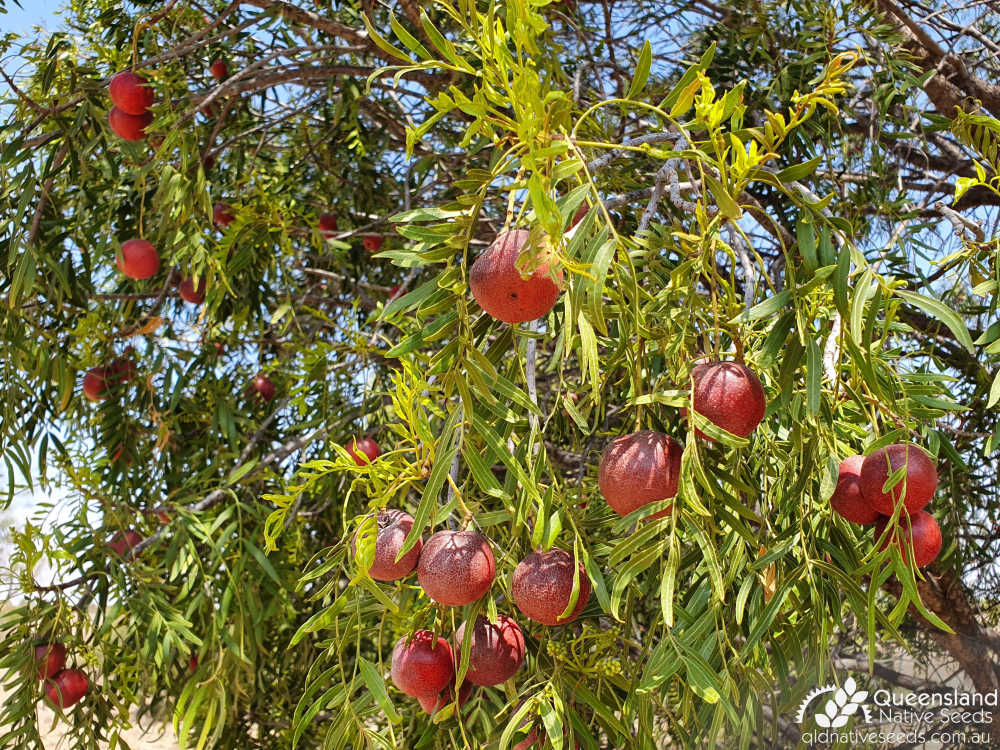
xmin=390 ymin=630 xmax=454 ymax=698
xmin=109 ymin=530 xmax=142 ymax=557
xmin=44 ymin=669 xmax=89 ymax=709
xmin=346 ymin=437 xmax=380 ymax=465
xmin=875 ymin=510 xmax=942 ymax=568
xmin=209 ymin=59 xmax=228 ymax=80
xmin=116 ymin=239 xmax=160 ymax=280
xmin=829 ymin=455 xmax=881 ymax=525
xmin=34 ymin=642 xmax=66 ymax=681
xmin=598 ymin=430 xmax=682 ymax=518
xmin=108 ymin=106 xmax=152 ymax=141
xmin=690 ymin=361 xmax=767 ymax=439
xmin=363 ymin=234 xmax=383 ymax=253
xmin=179 ymin=276 xmax=207 ymax=304
xmin=353 ymin=509 xmax=421 ymax=581
xmin=469 ymin=229 xmax=562 ymax=323
xmin=456 ymin=614 xmax=525 ymax=686
xmin=512 ymin=548 xmax=591 ymax=626
xmin=248 ymin=373 xmax=275 ymax=402
xmin=860 ymin=443 xmax=937 ymax=516
xmin=109 ymin=72 xmax=154 ymax=116
xmin=417 ymin=530 xmax=495 ymax=606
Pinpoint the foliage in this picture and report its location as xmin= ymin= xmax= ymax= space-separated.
xmin=1 ymin=0 xmax=998 ymax=748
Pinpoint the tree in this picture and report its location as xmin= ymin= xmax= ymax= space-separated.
xmin=1 ymin=0 xmax=998 ymax=748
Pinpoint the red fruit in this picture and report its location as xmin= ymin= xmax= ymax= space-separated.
xmin=116 ymin=238 xmax=160 ymax=279
xmin=829 ymin=455 xmax=881 ymax=525
xmin=209 ymin=59 xmax=228 ymax=80
xmin=212 ymin=341 xmax=225 ymax=356
xmin=44 ymin=669 xmax=89 ymax=709
xmin=875 ymin=510 xmax=942 ymax=568
xmin=417 ymin=679 xmax=473 ymax=715
xmin=82 ymin=366 xmax=109 ymax=401
xmin=346 ymin=437 xmax=381 ymax=465
xmin=34 ymin=642 xmax=66 ymax=681
xmin=109 ymin=72 xmax=154 ymax=115
xmin=179 ymin=276 xmax=207 ymax=304
xmin=213 ymin=202 xmax=235 ymax=228
xmin=417 ymin=530 xmax=496 ymax=606
xmin=860 ymin=443 xmax=937 ymax=516
xmin=388 ymin=285 xmax=402 ymax=298
xmin=598 ymin=430 xmax=682 ymax=518
xmin=353 ymin=509 xmax=421 ymax=581
xmin=202 ymin=154 xmax=216 ymax=170
xmin=456 ymin=614 xmax=525 ymax=686
xmin=512 ymin=548 xmax=591 ymax=626
xmin=690 ymin=361 xmax=767 ymax=439
xmin=469 ymin=229 xmax=562 ymax=323
xmin=569 ymin=203 xmax=588 ymax=228
xmin=390 ymin=630 xmax=454 ymax=698
xmin=109 ymin=530 xmax=142 ymax=557
xmin=318 ymin=213 xmax=337 ymax=237
xmin=188 ymin=655 xmax=199 ymax=672
xmin=248 ymin=373 xmax=275 ymax=402
xmin=108 ymin=106 xmax=152 ymax=141
xmin=107 ymin=358 xmax=136 ymax=386
xmin=513 ymin=725 xmax=541 ymax=750
xmin=363 ymin=234 xmax=383 ymax=253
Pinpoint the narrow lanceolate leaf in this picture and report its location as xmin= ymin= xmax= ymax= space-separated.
xmin=895 ymin=289 xmax=975 ymax=353
xmin=626 ymin=40 xmax=653 ymax=100
xmin=358 ymin=658 xmax=401 ymax=723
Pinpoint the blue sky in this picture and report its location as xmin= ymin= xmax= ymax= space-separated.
xmin=0 ymin=0 xmax=63 ymax=34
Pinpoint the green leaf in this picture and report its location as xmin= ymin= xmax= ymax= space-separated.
xmin=626 ymin=41 xmax=652 ymax=100
xmin=895 ymin=289 xmax=975 ymax=353
xmin=358 ymin=658 xmax=401 ymax=723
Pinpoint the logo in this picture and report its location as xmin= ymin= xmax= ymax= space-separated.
xmin=796 ymin=677 xmax=871 ymax=728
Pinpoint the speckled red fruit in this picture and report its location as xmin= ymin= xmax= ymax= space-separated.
xmin=690 ymin=361 xmax=766 ymax=439
xmin=456 ymin=614 xmax=525 ymax=686
xmin=512 ymin=548 xmax=591 ymax=626
xmin=417 ymin=530 xmax=495 ymax=606
xmin=363 ymin=234 xmax=383 ymax=252
xmin=44 ymin=669 xmax=88 ymax=709
xmin=829 ymin=455 xmax=880 ymax=525
xmin=598 ymin=430 xmax=682 ymax=518
xmin=469 ymin=229 xmax=561 ymax=323
xmin=417 ymin=679 xmax=473 ymax=715
xmin=34 ymin=643 xmax=66 ymax=681
xmin=213 ymin=202 xmax=235 ymax=228
xmin=108 ymin=106 xmax=152 ymax=141
xmin=346 ymin=437 xmax=380 ymax=465
xmin=109 ymin=530 xmax=142 ymax=557
xmin=248 ymin=374 xmax=275 ymax=402
xmin=390 ymin=630 xmax=454 ymax=698
xmin=116 ymin=239 xmax=160 ymax=279
xmin=209 ymin=59 xmax=228 ymax=80
xmin=82 ymin=367 xmax=109 ymax=401
xmin=860 ymin=443 xmax=937 ymax=516
xmin=875 ymin=510 xmax=942 ymax=568
xmin=179 ymin=276 xmax=206 ymax=304
xmin=109 ymin=72 xmax=154 ymax=115
xmin=354 ymin=509 xmax=421 ymax=581
xmin=318 ymin=213 xmax=337 ymax=237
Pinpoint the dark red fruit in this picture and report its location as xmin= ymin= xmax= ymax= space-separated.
xmin=829 ymin=455 xmax=880 ymax=525
xmin=346 ymin=437 xmax=380 ymax=465
xmin=513 ymin=724 xmax=542 ymax=750
xmin=512 ymin=548 xmax=591 ymax=625
xmin=860 ymin=443 xmax=937 ymax=516
xmin=598 ymin=430 xmax=682 ymax=518
xmin=188 ymin=655 xmax=199 ymax=672
xmin=416 ymin=678 xmax=473 ymax=715
xmin=179 ymin=276 xmax=207 ymax=304
xmin=116 ymin=238 xmax=160 ymax=279
xmin=248 ymin=373 xmax=275 ymax=402
xmin=213 ymin=202 xmax=235 ymax=228
xmin=875 ymin=510 xmax=942 ymax=568
xmin=569 ymin=203 xmax=588 ymax=228
xmin=34 ymin=642 xmax=66 ymax=681
xmin=417 ymin=530 xmax=495 ymax=606
xmin=469 ymin=229 xmax=562 ymax=323
xmin=109 ymin=72 xmax=154 ymax=115
xmin=690 ymin=361 xmax=767 ymax=439
xmin=109 ymin=530 xmax=142 ymax=557
xmin=456 ymin=614 xmax=525 ymax=686
xmin=82 ymin=366 xmax=109 ymax=402
xmin=363 ymin=234 xmax=383 ymax=253
xmin=388 ymin=285 xmax=402 ymax=299
xmin=108 ymin=106 xmax=152 ymax=141
xmin=318 ymin=213 xmax=337 ymax=237
xmin=353 ymin=509 xmax=421 ymax=581
xmin=209 ymin=59 xmax=228 ymax=80
xmin=44 ymin=669 xmax=88 ymax=709
xmin=390 ymin=630 xmax=454 ymax=697
xmin=202 ymin=154 xmax=216 ymax=170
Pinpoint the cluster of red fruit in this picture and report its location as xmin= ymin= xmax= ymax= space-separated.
xmin=829 ymin=444 xmax=942 ymax=567
xmin=317 ymin=211 xmax=385 ymax=252
xmin=355 ymin=510 xmax=589 ymax=722
xmin=33 ymin=642 xmax=88 ymax=711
